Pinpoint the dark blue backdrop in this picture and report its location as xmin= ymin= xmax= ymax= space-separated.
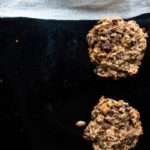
xmin=0 ymin=13 xmax=150 ymax=150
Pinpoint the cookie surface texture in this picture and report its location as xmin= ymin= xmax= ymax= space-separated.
xmin=83 ymin=96 xmax=143 ymax=150
xmin=87 ymin=17 xmax=148 ymax=79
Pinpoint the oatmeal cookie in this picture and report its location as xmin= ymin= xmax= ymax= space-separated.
xmin=83 ymin=96 xmax=143 ymax=150
xmin=87 ymin=17 xmax=148 ymax=79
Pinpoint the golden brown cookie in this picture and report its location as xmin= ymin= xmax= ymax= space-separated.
xmin=83 ymin=96 xmax=143 ymax=150
xmin=87 ymin=17 xmax=148 ymax=79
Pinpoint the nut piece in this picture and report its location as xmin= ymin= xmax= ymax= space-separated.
xmin=87 ymin=17 xmax=148 ymax=79
xmin=83 ymin=96 xmax=143 ymax=150
xmin=75 ymin=121 xmax=86 ymax=127
xmin=100 ymin=103 xmax=110 ymax=114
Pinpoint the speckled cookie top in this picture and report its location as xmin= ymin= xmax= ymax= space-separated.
xmin=83 ymin=96 xmax=143 ymax=150
xmin=87 ymin=17 xmax=148 ymax=79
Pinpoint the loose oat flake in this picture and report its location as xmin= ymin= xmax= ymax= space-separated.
xmin=75 ymin=121 xmax=86 ymax=127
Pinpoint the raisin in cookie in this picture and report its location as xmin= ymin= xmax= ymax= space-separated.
xmin=87 ymin=17 xmax=148 ymax=79
xmin=83 ymin=96 xmax=143 ymax=150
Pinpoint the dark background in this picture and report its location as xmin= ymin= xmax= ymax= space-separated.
xmin=0 ymin=13 xmax=150 ymax=150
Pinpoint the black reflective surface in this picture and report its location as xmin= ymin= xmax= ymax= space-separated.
xmin=0 ymin=14 xmax=150 ymax=150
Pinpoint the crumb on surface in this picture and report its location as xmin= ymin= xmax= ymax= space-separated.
xmin=15 ymin=39 xmax=19 ymax=43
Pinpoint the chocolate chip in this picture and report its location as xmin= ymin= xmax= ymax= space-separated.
xmin=112 ymin=20 xmax=118 ymax=25
xmin=91 ymin=110 xmax=98 ymax=119
xmin=122 ymin=137 xmax=134 ymax=146
xmin=109 ymin=110 xmax=114 ymax=116
xmin=103 ymin=68 xmax=107 ymax=72
xmin=102 ymin=120 xmax=111 ymax=130
xmin=130 ymin=41 xmax=136 ymax=47
xmin=129 ymin=119 xmax=133 ymax=125
xmin=116 ymin=31 xmax=124 ymax=36
xmin=119 ymin=125 xmax=126 ymax=130
xmin=129 ymin=115 xmax=136 ymax=123
xmin=101 ymin=34 xmax=106 ymax=37
xmin=115 ymin=34 xmax=122 ymax=41
xmin=113 ymin=106 xmax=119 ymax=110
xmin=116 ymin=55 xmax=120 ymax=60
xmin=112 ymin=144 xmax=122 ymax=149
xmin=133 ymin=54 xmax=138 ymax=58
xmin=108 ymin=31 xmax=113 ymax=36
xmin=122 ymin=104 xmax=130 ymax=113
xmin=101 ymin=43 xmax=111 ymax=53
xmin=125 ymin=109 xmax=130 ymax=113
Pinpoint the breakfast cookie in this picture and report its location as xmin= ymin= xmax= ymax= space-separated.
xmin=87 ymin=17 xmax=148 ymax=79
xmin=83 ymin=96 xmax=143 ymax=150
